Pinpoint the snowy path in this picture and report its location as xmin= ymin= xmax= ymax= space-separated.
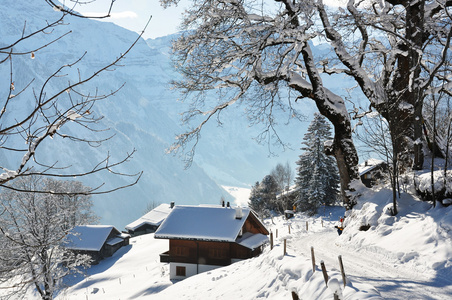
xmin=289 ymin=230 xmax=452 ymax=300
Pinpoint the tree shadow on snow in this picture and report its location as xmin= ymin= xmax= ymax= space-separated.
xmin=61 ymin=245 xmax=133 ymax=288
xmin=348 ymin=273 xmax=452 ymax=300
xmin=130 ymin=282 xmax=173 ymax=298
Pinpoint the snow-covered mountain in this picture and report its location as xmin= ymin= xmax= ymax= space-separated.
xmin=0 ymin=2 xmax=320 ymax=229
xmin=0 ymin=2 xmax=228 ymax=229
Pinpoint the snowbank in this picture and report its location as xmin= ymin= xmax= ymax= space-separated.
xmin=341 ymin=186 xmax=452 ymax=278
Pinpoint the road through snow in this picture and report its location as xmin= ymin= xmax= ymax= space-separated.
xmin=289 ymin=230 xmax=452 ymax=300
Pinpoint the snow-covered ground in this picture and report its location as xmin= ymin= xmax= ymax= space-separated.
xmin=49 ymin=183 xmax=452 ymax=300
xmin=222 ymin=185 xmax=252 ymax=207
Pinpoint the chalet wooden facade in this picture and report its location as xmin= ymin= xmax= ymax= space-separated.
xmin=154 ymin=205 xmax=269 ymax=280
xmin=65 ymin=225 xmax=130 ymax=264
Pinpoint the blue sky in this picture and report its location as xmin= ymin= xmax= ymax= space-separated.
xmin=74 ymin=0 xmax=190 ymax=39
xmin=73 ymin=0 xmax=344 ymax=40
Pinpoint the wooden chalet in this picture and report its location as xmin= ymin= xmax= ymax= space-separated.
xmin=154 ymin=205 xmax=269 ymax=280
xmin=358 ymin=159 xmax=389 ymax=188
xmin=65 ymin=225 xmax=130 ymax=264
xmin=125 ymin=203 xmax=174 ymax=236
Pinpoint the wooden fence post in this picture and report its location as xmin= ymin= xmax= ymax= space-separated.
xmin=306 ymin=221 xmax=308 ymax=231
xmin=270 ymin=232 xmax=273 ymax=250
xmin=283 ymin=239 xmax=286 ymax=255
xmin=321 ymin=219 xmax=324 ymax=227
xmin=338 ymin=255 xmax=346 ymax=287
xmin=276 ymin=228 xmax=278 ymax=238
xmin=311 ymin=246 xmax=316 ymax=273
xmin=320 ymin=260 xmax=328 ymax=287
xmin=288 ymin=225 xmax=291 ymax=234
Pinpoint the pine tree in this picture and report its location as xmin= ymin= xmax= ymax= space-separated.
xmin=260 ymin=175 xmax=279 ymax=212
xmin=249 ymin=181 xmax=264 ymax=213
xmin=295 ymin=113 xmax=340 ymax=215
xmin=249 ymin=175 xmax=279 ymax=217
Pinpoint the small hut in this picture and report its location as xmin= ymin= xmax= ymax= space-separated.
xmin=358 ymin=159 xmax=388 ymax=188
xmin=125 ymin=203 xmax=174 ymax=236
xmin=65 ymin=225 xmax=130 ymax=264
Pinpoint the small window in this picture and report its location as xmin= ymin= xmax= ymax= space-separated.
xmin=176 ymin=266 xmax=186 ymax=277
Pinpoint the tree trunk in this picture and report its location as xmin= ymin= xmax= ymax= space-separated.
xmin=383 ymin=1 xmax=425 ymax=171
xmin=296 ymin=44 xmax=361 ymax=208
xmin=326 ymin=114 xmax=360 ymax=208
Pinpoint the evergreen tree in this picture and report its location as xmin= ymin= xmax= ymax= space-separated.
xmin=260 ymin=175 xmax=279 ymax=212
xmin=295 ymin=113 xmax=340 ymax=215
xmin=248 ymin=175 xmax=279 ymax=217
xmin=249 ymin=181 xmax=264 ymax=214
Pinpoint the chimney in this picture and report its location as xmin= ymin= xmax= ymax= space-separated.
xmin=235 ymin=207 xmax=243 ymax=219
xmin=227 ymin=201 xmax=230 ymax=208
xmin=170 ymin=201 xmax=175 ymax=209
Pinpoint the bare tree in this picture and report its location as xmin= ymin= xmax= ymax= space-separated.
xmin=0 ymin=176 xmax=95 ymax=300
xmin=354 ymin=111 xmax=402 ymax=215
xmin=0 ymin=1 xmax=151 ymax=298
xmin=423 ymin=77 xmax=452 ymax=206
xmin=144 ymin=200 xmax=162 ymax=214
xmin=163 ymin=0 xmax=361 ymax=208
xmin=271 ymin=162 xmax=293 ymax=191
xmin=0 ymin=1 xmax=145 ymax=195
xmin=162 ymin=0 xmax=452 ymax=209
xmin=315 ymin=0 xmax=452 ymax=172
xmin=42 ymin=179 xmax=99 ymax=229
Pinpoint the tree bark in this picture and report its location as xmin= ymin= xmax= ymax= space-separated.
xmin=384 ymin=1 xmax=425 ymax=171
xmin=288 ymin=44 xmax=360 ymax=208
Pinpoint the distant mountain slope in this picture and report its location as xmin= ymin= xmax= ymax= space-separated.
xmin=0 ymin=1 xmax=231 ymax=229
xmin=144 ymin=35 xmax=319 ymax=186
xmin=1 ymin=2 xmax=339 ymax=228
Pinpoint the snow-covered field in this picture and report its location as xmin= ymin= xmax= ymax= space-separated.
xmin=51 ymin=184 xmax=452 ymax=300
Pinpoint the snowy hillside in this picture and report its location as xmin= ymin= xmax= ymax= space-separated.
xmin=51 ymin=183 xmax=452 ymax=300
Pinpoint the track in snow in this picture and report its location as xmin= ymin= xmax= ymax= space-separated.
xmin=289 ymin=230 xmax=452 ymax=300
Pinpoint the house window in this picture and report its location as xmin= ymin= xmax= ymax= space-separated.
xmin=176 ymin=266 xmax=186 ymax=276
xmin=364 ymin=173 xmax=372 ymax=179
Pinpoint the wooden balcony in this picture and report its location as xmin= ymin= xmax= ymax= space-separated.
xmin=159 ymin=250 xmax=170 ymax=263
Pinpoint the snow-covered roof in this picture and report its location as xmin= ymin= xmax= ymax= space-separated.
xmin=276 ymin=185 xmax=299 ymax=199
xmin=65 ymin=225 xmax=119 ymax=251
xmin=125 ymin=203 xmax=173 ymax=231
xmin=155 ymin=205 xmax=258 ymax=242
xmin=236 ymin=232 xmax=269 ymax=250
xmin=107 ymin=237 xmax=125 ymax=247
xmin=358 ymin=158 xmax=386 ymax=176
